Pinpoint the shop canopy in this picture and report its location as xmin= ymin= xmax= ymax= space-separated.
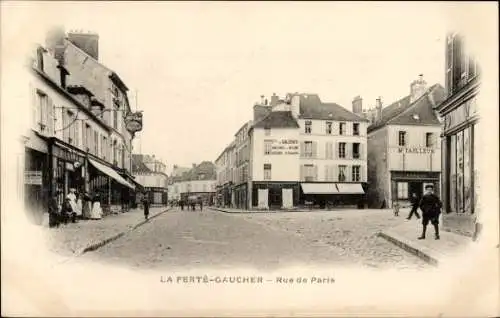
xmin=301 ymin=183 xmax=339 ymax=194
xmin=88 ymin=158 xmax=135 ymax=190
xmin=336 ymin=183 xmax=365 ymax=194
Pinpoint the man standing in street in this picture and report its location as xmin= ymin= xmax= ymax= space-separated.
xmin=142 ymin=192 xmax=150 ymax=220
xmin=418 ymin=184 xmax=442 ymax=240
xmin=407 ymin=192 xmax=421 ymax=220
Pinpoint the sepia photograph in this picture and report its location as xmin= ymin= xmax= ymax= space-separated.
xmin=1 ymin=1 xmax=498 ymax=317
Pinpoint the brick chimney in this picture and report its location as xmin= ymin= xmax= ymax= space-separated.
xmin=270 ymin=93 xmax=279 ymax=106
xmin=352 ymin=96 xmax=363 ymax=114
xmin=410 ymin=74 xmax=427 ymax=103
xmin=67 ymin=30 xmax=99 ymax=60
xmin=375 ymin=97 xmax=383 ymax=121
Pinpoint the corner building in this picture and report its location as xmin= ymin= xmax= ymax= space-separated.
xmin=248 ymin=93 xmax=369 ymax=210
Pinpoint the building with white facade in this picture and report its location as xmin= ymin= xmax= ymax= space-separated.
xmin=132 ymin=154 xmax=168 ymax=206
xmin=168 ymin=162 xmax=217 ymax=205
xmin=215 ymin=142 xmax=235 ymax=207
xmin=363 ymin=75 xmax=446 ymax=208
xmin=215 ymin=92 xmax=369 ymax=210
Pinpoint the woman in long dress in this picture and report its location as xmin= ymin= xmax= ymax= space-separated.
xmin=89 ymin=193 xmax=102 ymax=220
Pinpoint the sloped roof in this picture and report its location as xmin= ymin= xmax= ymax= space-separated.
xmin=181 ymin=161 xmax=217 ymax=181
xmin=367 ymin=84 xmax=444 ymax=133
xmin=131 ymin=154 xmax=152 ymax=173
xmin=294 ymin=93 xmax=370 ymax=122
xmin=253 ymin=111 xmax=300 ymax=129
xmin=253 ymin=105 xmax=272 ymax=123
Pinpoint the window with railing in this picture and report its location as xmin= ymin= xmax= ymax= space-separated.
xmin=326 ymin=121 xmax=332 ymax=134
xmin=352 ymin=165 xmax=361 ymax=182
xmin=338 ymin=142 xmax=346 ymax=158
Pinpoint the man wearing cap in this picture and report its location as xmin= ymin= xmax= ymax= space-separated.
xmin=418 ymin=184 xmax=443 ymax=240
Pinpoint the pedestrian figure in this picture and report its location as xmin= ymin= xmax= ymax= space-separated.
xmin=393 ymin=201 xmax=400 ymax=216
xmin=407 ymin=192 xmax=421 ymax=220
xmin=142 ymin=192 xmax=150 ymax=220
xmin=199 ymin=199 xmax=203 ymax=211
xmin=61 ymin=197 xmax=77 ymax=224
xmin=191 ymin=201 xmax=196 ymax=211
xmin=89 ymin=192 xmax=102 ymax=220
xmin=418 ymin=184 xmax=442 ymax=240
xmin=48 ymin=192 xmax=60 ymax=228
xmin=180 ymin=200 xmax=184 ymax=211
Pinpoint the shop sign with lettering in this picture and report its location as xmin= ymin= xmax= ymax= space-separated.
xmin=264 ymin=139 xmax=299 ymax=155
xmin=397 ymin=147 xmax=435 ymax=154
xmin=25 ymin=171 xmax=42 ymax=185
xmin=125 ymin=112 xmax=143 ymax=133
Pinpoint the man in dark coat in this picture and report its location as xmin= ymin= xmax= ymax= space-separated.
xmin=142 ymin=192 xmax=150 ymax=220
xmin=407 ymin=192 xmax=421 ymax=220
xmin=418 ymin=184 xmax=442 ymax=240
xmin=48 ymin=192 xmax=60 ymax=228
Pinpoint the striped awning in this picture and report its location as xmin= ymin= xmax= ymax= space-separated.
xmin=88 ymin=158 xmax=135 ymax=190
xmin=301 ymin=183 xmax=338 ymax=194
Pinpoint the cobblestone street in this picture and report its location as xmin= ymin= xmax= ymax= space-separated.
xmin=82 ymin=207 xmax=428 ymax=270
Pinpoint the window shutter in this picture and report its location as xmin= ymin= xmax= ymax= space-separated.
xmin=359 ymin=143 xmax=364 ymax=160
xmin=333 ymin=165 xmax=339 ymax=182
xmin=300 ymin=165 xmax=304 ymax=181
xmin=312 ymin=141 xmax=317 ymax=158
xmin=314 ymin=165 xmax=318 ymax=181
xmin=48 ymin=98 xmax=55 ymax=135
xmin=335 ymin=142 xmax=339 ymax=159
xmin=300 ymin=141 xmax=305 ymax=158
xmin=324 ymin=165 xmax=329 ymax=181
xmin=346 ymin=143 xmax=351 ymax=159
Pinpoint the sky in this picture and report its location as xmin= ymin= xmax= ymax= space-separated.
xmin=3 ymin=1 xmax=491 ymax=174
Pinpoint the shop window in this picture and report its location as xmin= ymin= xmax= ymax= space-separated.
xmin=264 ymin=164 xmax=272 ymax=180
xmin=338 ymin=165 xmax=347 ymax=182
xmin=456 ymin=130 xmax=464 ymax=212
xmin=397 ymin=182 xmax=409 ymax=199
xmin=339 ymin=122 xmax=346 ymax=135
xmin=353 ymin=123 xmax=360 ymax=136
xmin=398 ymin=131 xmax=407 ymax=146
xmin=305 ymin=121 xmax=312 ymax=134
xmin=449 ymin=134 xmax=457 ymax=213
xmin=326 ymin=121 xmax=332 ymax=134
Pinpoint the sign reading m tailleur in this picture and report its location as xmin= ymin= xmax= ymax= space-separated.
xmin=397 ymin=147 xmax=435 ymax=154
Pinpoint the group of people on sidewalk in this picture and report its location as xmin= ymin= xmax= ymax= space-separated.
xmin=395 ymin=184 xmax=443 ymax=240
xmin=48 ymin=188 xmax=103 ymax=228
xmin=177 ymin=198 xmax=203 ymax=211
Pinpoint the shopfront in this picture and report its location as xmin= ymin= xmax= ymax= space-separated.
xmin=438 ymin=85 xmax=479 ymax=236
xmin=390 ymin=171 xmax=440 ymax=206
xmin=251 ymin=182 xmax=300 ymax=210
xmin=233 ymin=183 xmax=248 ymax=209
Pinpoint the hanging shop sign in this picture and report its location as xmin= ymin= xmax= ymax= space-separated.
xmin=264 ymin=139 xmax=299 ymax=155
xmin=24 ymin=171 xmax=43 ymax=185
xmin=125 ymin=112 xmax=143 ymax=133
xmin=397 ymin=147 xmax=435 ymax=154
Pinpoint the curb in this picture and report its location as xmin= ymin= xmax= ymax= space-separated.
xmin=208 ymin=207 xmax=334 ymax=214
xmin=75 ymin=208 xmax=171 ymax=256
xmin=377 ymin=230 xmax=441 ymax=266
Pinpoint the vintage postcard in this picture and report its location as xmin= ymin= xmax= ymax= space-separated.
xmin=1 ymin=1 xmax=498 ymax=317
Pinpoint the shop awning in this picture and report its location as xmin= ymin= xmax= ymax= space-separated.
xmin=88 ymin=158 xmax=135 ymax=190
xmin=336 ymin=183 xmax=365 ymax=194
xmin=301 ymin=183 xmax=339 ymax=194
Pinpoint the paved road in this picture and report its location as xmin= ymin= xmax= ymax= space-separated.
xmin=83 ymin=207 xmax=428 ymax=270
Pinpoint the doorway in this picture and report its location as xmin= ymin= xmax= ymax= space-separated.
xmin=409 ymin=181 xmax=423 ymax=198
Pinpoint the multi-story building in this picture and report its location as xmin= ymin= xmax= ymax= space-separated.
xmin=215 ymin=142 xmax=235 ymax=207
xmin=233 ymin=121 xmax=252 ymax=209
xmin=215 ymin=92 xmax=369 ymax=210
xmin=363 ymin=75 xmax=446 ymax=209
xmin=23 ymin=39 xmax=141 ymax=224
xmin=42 ymin=28 xmax=143 ymax=213
xmin=177 ymin=162 xmax=217 ymax=205
xmin=435 ymin=33 xmax=481 ymax=237
xmin=167 ymin=165 xmax=191 ymax=202
xmin=132 ymin=154 xmax=168 ymax=206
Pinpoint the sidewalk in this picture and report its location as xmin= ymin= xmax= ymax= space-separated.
xmin=378 ymin=219 xmax=472 ymax=265
xmin=209 ymin=206 xmax=362 ymax=214
xmin=44 ymin=207 xmax=170 ymax=257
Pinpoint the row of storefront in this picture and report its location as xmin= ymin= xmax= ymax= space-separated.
xmin=24 ymin=132 xmax=142 ymax=223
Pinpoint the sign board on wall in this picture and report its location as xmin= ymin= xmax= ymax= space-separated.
xmin=125 ymin=112 xmax=143 ymax=133
xmin=25 ymin=171 xmax=42 ymax=185
xmin=264 ymin=139 xmax=299 ymax=155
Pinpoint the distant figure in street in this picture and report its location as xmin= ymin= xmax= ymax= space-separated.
xmin=407 ymin=192 xmax=421 ymax=220
xmin=48 ymin=192 xmax=60 ymax=228
xmin=142 ymin=193 xmax=150 ymax=220
xmin=191 ymin=200 xmax=196 ymax=211
xmin=418 ymin=184 xmax=442 ymax=240
xmin=199 ymin=199 xmax=203 ymax=211
xmin=393 ymin=201 xmax=400 ymax=216
xmin=180 ymin=200 xmax=184 ymax=211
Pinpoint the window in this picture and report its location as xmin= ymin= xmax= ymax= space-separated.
xmin=102 ymin=136 xmax=107 ymax=159
xmin=84 ymin=124 xmax=91 ymax=151
xmin=397 ymin=182 xmax=409 ymax=199
xmin=326 ymin=121 xmax=332 ymax=134
xmin=264 ymin=164 xmax=272 ymax=180
xmin=305 ymin=121 xmax=312 ymax=134
xmin=113 ymin=109 xmax=118 ymax=129
xmin=352 ymin=165 xmax=361 ymax=182
xmin=36 ymin=47 xmax=44 ymax=71
xmin=398 ymin=131 xmax=406 ymax=146
xmin=304 ymin=141 xmax=313 ymax=157
xmin=426 ymin=132 xmax=434 ymax=147
xmin=303 ymin=164 xmax=316 ymax=182
xmin=113 ymin=140 xmax=117 ymax=163
xmin=36 ymin=90 xmax=49 ymax=132
xmin=338 ymin=142 xmax=346 ymax=158
xmin=264 ymin=128 xmax=271 ymax=136
xmin=338 ymin=165 xmax=347 ymax=182
xmin=74 ymin=121 xmax=80 ymax=147
xmin=93 ymin=131 xmax=99 ymax=155
xmin=339 ymin=122 xmax=346 ymax=135
xmin=352 ymin=143 xmax=360 ymax=159
xmin=353 ymin=123 xmax=360 ymax=136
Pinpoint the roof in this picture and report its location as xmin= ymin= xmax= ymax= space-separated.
xmin=181 ymin=161 xmax=216 ymax=181
xmin=367 ymin=84 xmax=445 ymax=133
xmin=293 ymin=93 xmax=370 ymax=122
xmin=131 ymin=154 xmax=152 ymax=173
xmin=253 ymin=111 xmax=300 ymax=129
